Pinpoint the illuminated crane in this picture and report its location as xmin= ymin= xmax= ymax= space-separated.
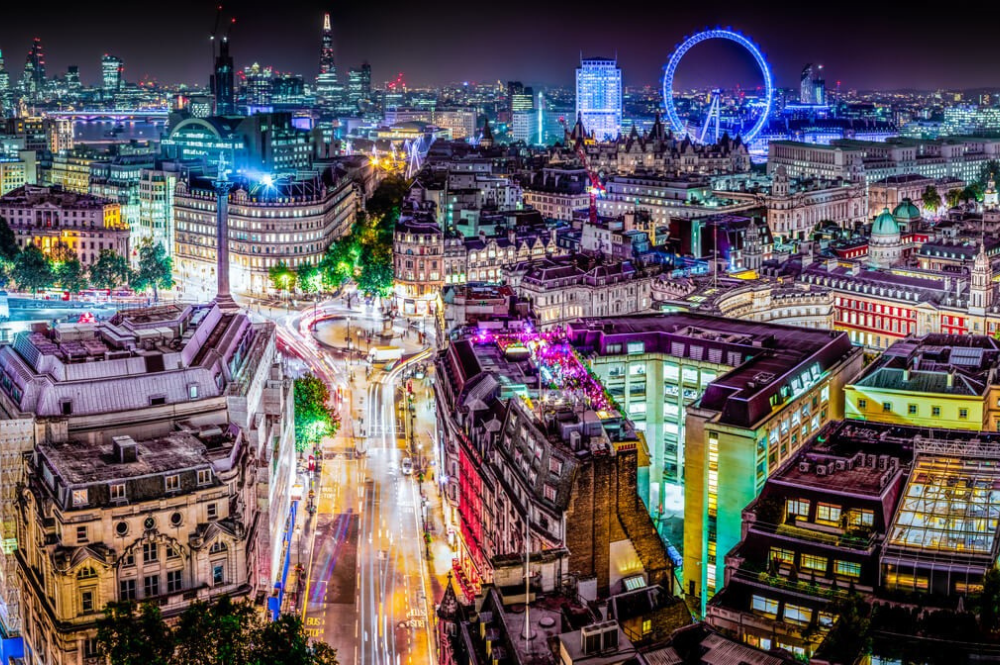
xmin=562 ymin=118 xmax=605 ymax=225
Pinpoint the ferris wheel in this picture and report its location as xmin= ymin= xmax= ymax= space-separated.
xmin=662 ymin=28 xmax=774 ymax=144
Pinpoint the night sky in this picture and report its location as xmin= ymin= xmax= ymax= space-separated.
xmin=2 ymin=0 xmax=999 ymax=91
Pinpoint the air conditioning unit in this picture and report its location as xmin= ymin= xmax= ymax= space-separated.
xmin=836 ymin=460 xmax=847 ymax=471
xmin=798 ymin=461 xmax=812 ymax=473
xmin=816 ymin=465 xmax=828 ymax=476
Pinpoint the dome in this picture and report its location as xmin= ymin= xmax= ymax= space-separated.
xmin=872 ymin=208 xmax=899 ymax=237
xmin=892 ymin=198 xmax=921 ymax=223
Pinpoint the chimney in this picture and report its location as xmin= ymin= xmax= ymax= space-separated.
xmin=112 ymin=435 xmax=138 ymax=464
xmin=947 ymin=371 xmax=954 ymax=389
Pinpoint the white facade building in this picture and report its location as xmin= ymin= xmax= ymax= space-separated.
xmin=575 ymin=58 xmax=622 ymax=142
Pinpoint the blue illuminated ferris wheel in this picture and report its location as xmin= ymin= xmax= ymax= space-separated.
xmin=662 ymin=28 xmax=774 ymax=144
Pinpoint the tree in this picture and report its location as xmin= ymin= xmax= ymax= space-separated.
xmin=320 ymin=238 xmax=361 ymax=291
xmin=0 ymin=216 xmax=19 ymax=264
xmin=962 ymin=183 xmax=984 ymax=203
xmin=12 ymin=244 xmax=55 ymax=294
xmin=269 ymin=261 xmax=297 ymax=293
xmin=819 ymin=593 xmax=872 ymax=664
xmin=979 ymin=159 xmax=1000 ymax=188
xmin=96 ymin=597 xmax=340 ymax=665
xmin=297 ymin=262 xmax=319 ymax=294
xmin=979 ymin=566 xmax=1000 ymax=635
xmin=89 ymin=249 xmax=132 ymax=289
xmin=55 ymin=256 xmax=88 ymax=294
xmin=294 ymin=374 xmax=336 ymax=452
xmin=133 ymin=240 xmax=174 ymax=302
xmin=946 ymin=188 xmax=964 ymax=209
xmin=921 ymin=185 xmax=940 ymax=214
xmin=356 ymin=251 xmax=394 ymax=298
xmin=366 ymin=175 xmax=411 ymax=221
xmin=96 ymin=602 xmax=174 ymax=665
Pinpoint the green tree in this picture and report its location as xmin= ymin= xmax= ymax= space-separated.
xmin=252 ymin=614 xmax=339 ymax=665
xmin=269 ymin=261 xmax=297 ymax=293
xmin=89 ymin=249 xmax=132 ymax=289
xmin=0 ymin=216 xmax=19 ymax=264
xmin=320 ymin=238 xmax=361 ymax=291
xmin=921 ymin=185 xmax=940 ymax=214
xmin=297 ymin=262 xmax=319 ymax=294
xmin=819 ymin=593 xmax=871 ymax=664
xmin=133 ymin=240 xmax=174 ymax=302
xmin=366 ymin=175 xmax=411 ymax=221
xmin=96 ymin=602 xmax=174 ymax=665
xmin=962 ymin=183 xmax=985 ymax=203
xmin=356 ymin=251 xmax=394 ymax=298
xmin=294 ymin=374 xmax=336 ymax=452
xmin=946 ymin=188 xmax=964 ymax=208
xmin=12 ymin=244 xmax=55 ymax=294
xmin=56 ymin=256 xmax=88 ymax=294
xmin=978 ymin=566 xmax=1000 ymax=635
xmin=978 ymin=159 xmax=1000 ymax=188
xmin=173 ymin=597 xmax=258 ymax=665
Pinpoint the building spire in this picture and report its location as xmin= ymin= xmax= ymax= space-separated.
xmin=323 ymin=12 xmax=331 ymax=32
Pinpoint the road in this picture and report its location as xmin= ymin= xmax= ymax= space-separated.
xmin=285 ymin=298 xmax=437 ymax=665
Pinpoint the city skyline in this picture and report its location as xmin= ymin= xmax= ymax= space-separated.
xmin=2 ymin=0 xmax=1000 ymax=91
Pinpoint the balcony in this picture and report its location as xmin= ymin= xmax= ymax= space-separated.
xmin=749 ymin=517 xmax=877 ymax=553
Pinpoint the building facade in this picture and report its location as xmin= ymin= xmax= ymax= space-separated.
xmin=765 ymin=166 xmax=867 ymax=242
xmin=575 ymin=58 xmax=622 ymax=142
xmin=394 ymin=203 xmax=444 ymax=316
xmin=0 ymin=184 xmax=128 ymax=265
xmin=174 ymin=169 xmax=356 ymax=295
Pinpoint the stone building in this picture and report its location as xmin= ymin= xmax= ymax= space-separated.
xmin=17 ymin=428 xmax=256 ymax=665
xmin=0 ymin=184 xmax=128 ymax=266
xmin=393 ymin=202 xmax=445 ymax=316
xmin=765 ymin=166 xmax=866 ymax=243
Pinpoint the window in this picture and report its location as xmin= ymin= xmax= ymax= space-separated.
xmin=857 ymin=399 xmax=867 ymax=410
xmin=150 ymin=396 xmax=166 ymax=406
xmin=784 ymin=604 xmax=812 ymax=626
xmin=119 ymin=579 xmax=137 ymax=601
xmin=210 ymin=540 xmax=228 ymax=554
xmin=786 ymin=499 xmax=810 ymax=518
xmin=167 ymin=570 xmax=183 ymax=593
xmin=212 ymin=563 xmax=225 ymax=586
xmin=61 ymin=400 xmax=73 ymax=415
xmin=144 ymin=575 xmax=160 ymax=598
xmin=848 ymin=509 xmax=875 ymax=528
xmin=77 ymin=526 xmax=88 ymax=543
xmin=816 ymin=503 xmax=842 ymax=525
xmin=769 ymin=547 xmax=794 ymax=565
xmin=166 ymin=545 xmax=180 ymax=560
xmin=751 ymin=595 xmax=778 ymax=617
xmin=960 ymin=408 xmax=969 ymax=420
xmin=834 ymin=560 xmax=862 ymax=578
xmin=198 ymin=469 xmax=212 ymax=485
xmin=908 ymin=404 xmax=918 ymax=415
xmin=81 ymin=590 xmax=94 ymax=614
xmin=548 ymin=458 xmax=563 ymax=476
xmin=188 ymin=384 xmax=199 ymax=400
xmin=819 ymin=611 xmax=836 ymax=628
xmin=72 ymin=488 xmax=88 ymax=507
xmin=207 ymin=503 xmax=218 ymax=520
xmin=85 ymin=638 xmax=100 ymax=658
xmin=932 ymin=406 xmax=941 ymax=417
xmin=143 ymin=542 xmax=158 ymax=563
xmin=122 ymin=553 xmax=135 ymax=567
xmin=77 ymin=567 xmax=97 ymax=580
xmin=110 ymin=483 xmax=126 ymax=501
xmin=641 ymin=619 xmax=652 ymax=635
xmin=165 ymin=475 xmax=180 ymax=491
xmin=882 ymin=402 xmax=892 ymax=413
xmin=801 ymin=554 xmax=828 ymax=573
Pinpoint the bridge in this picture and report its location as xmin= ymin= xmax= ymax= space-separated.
xmin=44 ymin=109 xmax=170 ymax=121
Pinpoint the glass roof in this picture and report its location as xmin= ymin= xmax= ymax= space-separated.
xmin=887 ymin=456 xmax=1000 ymax=556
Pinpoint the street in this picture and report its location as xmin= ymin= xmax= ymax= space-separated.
xmin=265 ymin=294 xmax=439 ymax=665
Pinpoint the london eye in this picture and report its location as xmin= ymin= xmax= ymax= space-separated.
xmin=662 ymin=28 xmax=774 ymax=144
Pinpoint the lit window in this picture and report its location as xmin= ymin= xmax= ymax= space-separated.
xmin=784 ymin=604 xmax=812 ymax=626
xmin=848 ymin=509 xmax=875 ymax=528
xmin=198 ymin=469 xmax=212 ymax=485
xmin=786 ymin=499 xmax=810 ymax=518
xmin=834 ymin=560 xmax=861 ymax=578
xmin=751 ymin=595 xmax=778 ymax=617
xmin=801 ymin=554 xmax=828 ymax=573
xmin=816 ymin=503 xmax=842 ymax=525
xmin=110 ymin=483 xmax=126 ymax=500
xmin=769 ymin=547 xmax=794 ymax=565
xmin=165 ymin=475 xmax=180 ymax=491
xmin=72 ymin=489 xmax=88 ymax=507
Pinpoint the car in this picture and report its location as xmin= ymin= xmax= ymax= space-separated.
xmin=401 ymin=457 xmax=413 ymax=475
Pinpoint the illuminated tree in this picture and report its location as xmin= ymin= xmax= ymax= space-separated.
xmin=921 ymin=185 xmax=940 ymax=214
xmin=12 ymin=244 xmax=55 ymax=294
xmin=294 ymin=374 xmax=336 ymax=453
xmin=133 ymin=240 xmax=175 ymax=302
xmin=268 ymin=261 xmax=297 ymax=293
xmin=56 ymin=256 xmax=88 ymax=294
xmin=946 ymin=188 xmax=964 ymax=208
xmin=296 ymin=262 xmax=319 ymax=294
xmin=89 ymin=249 xmax=133 ymax=289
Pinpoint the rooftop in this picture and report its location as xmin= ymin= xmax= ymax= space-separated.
xmin=0 ymin=184 xmax=115 ymax=209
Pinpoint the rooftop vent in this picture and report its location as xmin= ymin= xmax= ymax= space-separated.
xmin=112 ymin=435 xmax=138 ymax=464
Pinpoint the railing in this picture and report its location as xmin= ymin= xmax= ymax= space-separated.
xmin=749 ymin=518 xmax=877 ymax=551
xmin=730 ymin=567 xmax=854 ymax=601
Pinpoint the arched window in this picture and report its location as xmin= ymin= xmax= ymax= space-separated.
xmin=209 ymin=540 xmax=228 ymax=554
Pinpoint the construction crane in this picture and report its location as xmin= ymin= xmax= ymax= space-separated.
xmin=561 ymin=118 xmax=605 ymax=225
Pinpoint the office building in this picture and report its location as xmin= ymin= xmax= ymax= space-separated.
xmin=18 ymin=429 xmax=257 ymax=664
xmin=0 ymin=49 xmax=9 ymax=116
xmin=507 ymin=81 xmax=535 ymax=143
xmin=211 ymin=38 xmax=236 ymax=116
xmin=0 ymin=184 xmax=128 ymax=264
xmin=43 ymin=146 xmax=101 ymax=194
xmin=101 ymin=54 xmax=124 ymax=99
xmin=0 ymin=159 xmax=26 ymax=196
xmin=844 ymin=334 xmax=1000 ymax=431
xmin=435 ymin=330 xmax=673 ymax=601
xmin=0 ymin=302 xmax=295 ymax=663
xmin=242 ymin=63 xmax=273 ymax=107
xmin=89 ymin=149 xmax=158 ymax=239
xmin=576 ymin=57 xmax=622 ymax=142
xmin=21 ymin=38 xmax=46 ymax=100
xmin=174 ymin=168 xmax=356 ymax=294
xmin=315 ymin=13 xmax=342 ymax=115
xmin=64 ymin=65 xmax=81 ymax=96
xmin=707 ymin=419 xmax=909 ymax=657
xmin=139 ymin=162 xmax=189 ymax=253
xmin=566 ymin=314 xmax=863 ymax=614
xmin=346 ymin=63 xmax=372 ymax=112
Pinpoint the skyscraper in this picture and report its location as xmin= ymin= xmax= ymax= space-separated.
xmin=0 ymin=49 xmax=9 ymax=116
xmin=315 ymin=12 xmax=342 ymax=115
xmin=244 ymin=62 xmax=274 ymax=107
xmin=799 ymin=63 xmax=826 ymax=106
xmin=102 ymin=55 xmax=123 ymax=98
xmin=65 ymin=65 xmax=81 ymax=93
xmin=347 ymin=62 xmax=372 ymax=112
xmin=507 ymin=81 xmax=535 ymax=143
xmin=575 ymin=57 xmax=622 ymax=142
xmin=212 ymin=37 xmax=236 ymax=115
xmin=21 ymin=37 xmax=46 ymax=99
